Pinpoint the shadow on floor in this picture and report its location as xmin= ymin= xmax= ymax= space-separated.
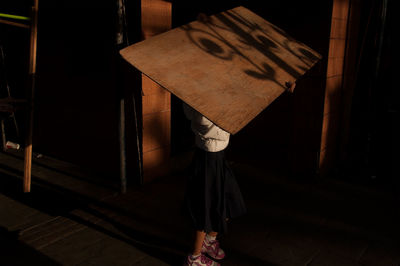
xmin=1 ymin=150 xmax=400 ymax=265
xmin=0 ymin=165 xmax=187 ymax=265
xmin=0 ymin=226 xmax=61 ymax=265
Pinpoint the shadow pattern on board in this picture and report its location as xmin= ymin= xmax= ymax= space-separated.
xmin=181 ymin=8 xmax=319 ymax=87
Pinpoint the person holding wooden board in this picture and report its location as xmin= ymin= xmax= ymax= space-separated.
xmin=119 ymin=5 xmax=319 ymax=265
xmin=182 ymin=81 xmax=295 ymax=266
xmin=182 ymin=102 xmax=246 ymax=265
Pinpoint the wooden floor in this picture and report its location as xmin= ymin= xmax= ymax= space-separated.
xmin=1 ymin=150 xmax=399 ymax=265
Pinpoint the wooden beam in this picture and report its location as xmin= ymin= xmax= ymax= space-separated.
xmin=0 ymin=18 xmax=30 ymax=29
xmin=23 ymin=0 xmax=39 ymax=193
xmin=140 ymin=0 xmax=172 ymax=183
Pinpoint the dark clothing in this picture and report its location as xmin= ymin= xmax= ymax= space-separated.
xmin=184 ymin=148 xmax=246 ymax=234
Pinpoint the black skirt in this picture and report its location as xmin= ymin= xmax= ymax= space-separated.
xmin=184 ymin=148 xmax=246 ymax=234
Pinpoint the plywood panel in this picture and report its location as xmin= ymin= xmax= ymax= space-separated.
xmin=121 ymin=6 xmax=321 ymax=134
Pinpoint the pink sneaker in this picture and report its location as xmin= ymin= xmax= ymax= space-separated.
xmin=184 ymin=254 xmax=220 ymax=266
xmin=201 ymin=238 xmax=225 ymax=260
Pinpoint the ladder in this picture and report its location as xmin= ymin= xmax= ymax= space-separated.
xmin=0 ymin=0 xmax=39 ymax=192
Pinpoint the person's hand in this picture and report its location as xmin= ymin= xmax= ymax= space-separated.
xmin=285 ymin=81 xmax=296 ymax=93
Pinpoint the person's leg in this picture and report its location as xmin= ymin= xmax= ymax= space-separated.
xmin=192 ymin=230 xmax=206 ymax=255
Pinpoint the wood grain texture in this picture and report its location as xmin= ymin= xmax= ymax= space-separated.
xmin=141 ymin=0 xmax=172 ymax=182
xmin=142 ymin=111 xmax=171 ymax=153
xmin=121 ymin=6 xmax=321 ymax=134
xmin=24 ymin=0 xmax=39 ymax=193
xmin=141 ymin=0 xmax=171 ymax=38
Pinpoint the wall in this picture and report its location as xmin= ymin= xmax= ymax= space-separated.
xmin=33 ymin=1 xmax=122 ymax=183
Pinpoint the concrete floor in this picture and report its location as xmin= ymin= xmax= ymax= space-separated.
xmin=1 ymin=150 xmax=399 ymax=265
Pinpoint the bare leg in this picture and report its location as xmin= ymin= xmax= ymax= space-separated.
xmin=192 ymin=230 xmax=206 ymax=255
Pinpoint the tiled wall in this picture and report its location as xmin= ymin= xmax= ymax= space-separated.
xmin=141 ymin=0 xmax=172 ymax=182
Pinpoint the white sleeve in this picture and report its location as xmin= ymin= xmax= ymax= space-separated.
xmin=183 ymin=102 xmax=230 ymax=142
xmin=199 ymin=116 xmax=230 ymax=141
xmin=211 ymin=123 xmax=230 ymax=141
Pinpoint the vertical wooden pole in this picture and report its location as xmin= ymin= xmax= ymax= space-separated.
xmin=117 ymin=0 xmax=127 ymax=193
xmin=23 ymin=0 xmax=39 ymax=193
xmin=319 ymin=0 xmax=350 ymax=174
xmin=1 ymin=120 xmax=6 ymax=152
xmin=119 ymin=96 xmax=127 ymax=192
xmin=141 ymin=0 xmax=171 ymax=182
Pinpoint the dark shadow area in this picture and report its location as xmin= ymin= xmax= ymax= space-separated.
xmin=0 ymin=165 xmax=188 ymax=265
xmin=0 ymin=164 xmax=83 ymax=215
xmin=0 ymin=160 xmax=165 ymax=227
xmin=0 ymin=18 xmax=31 ymax=149
xmin=2 ymin=147 xmax=400 ymax=265
xmin=333 ymin=0 xmax=397 ymax=194
xmin=1 ymin=0 xmax=32 ymax=18
xmin=3 ymin=150 xmax=121 ymax=190
xmin=0 ymin=226 xmax=61 ymax=265
xmin=2 ymin=0 xmax=144 ymax=187
xmin=223 ymin=249 xmax=277 ymax=266
xmin=234 ymin=162 xmax=400 ymax=240
xmin=226 ymin=161 xmax=400 ymax=265
xmin=65 ymin=210 xmax=187 ymax=265
xmin=120 ymin=58 xmax=143 ymax=186
xmin=33 ymin=1 xmax=120 ymax=179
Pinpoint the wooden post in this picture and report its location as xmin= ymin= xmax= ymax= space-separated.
xmin=0 ymin=19 xmax=30 ymax=29
xmin=23 ymin=0 xmax=39 ymax=193
xmin=141 ymin=0 xmax=171 ymax=182
xmin=319 ymin=0 xmax=350 ymax=174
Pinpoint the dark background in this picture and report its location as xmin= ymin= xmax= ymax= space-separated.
xmin=0 ymin=0 xmax=395 ymax=188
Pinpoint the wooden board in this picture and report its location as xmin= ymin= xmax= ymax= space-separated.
xmin=120 ymin=6 xmax=321 ymax=134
